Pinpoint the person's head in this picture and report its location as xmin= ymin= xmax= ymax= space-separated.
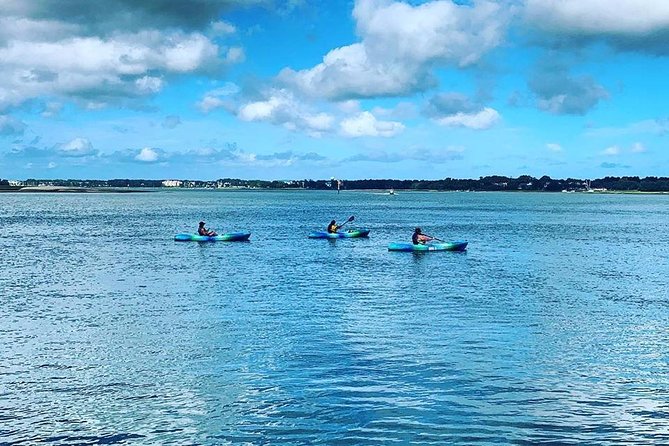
xmin=414 ymin=227 xmax=422 ymax=234
xmin=330 ymin=220 xmax=336 ymax=225
xmin=199 ymin=221 xmax=205 ymax=227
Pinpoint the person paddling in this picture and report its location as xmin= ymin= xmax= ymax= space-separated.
xmin=198 ymin=221 xmax=217 ymax=236
xmin=412 ymin=227 xmax=433 ymax=245
xmin=327 ymin=220 xmax=340 ymax=234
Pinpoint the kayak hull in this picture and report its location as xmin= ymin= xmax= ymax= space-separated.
xmin=174 ymin=232 xmax=251 ymax=242
xmin=308 ymin=229 xmax=371 ymax=239
xmin=388 ymin=241 xmax=467 ymax=252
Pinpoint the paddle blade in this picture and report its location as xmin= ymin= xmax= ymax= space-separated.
xmin=348 ymin=215 xmax=355 ymax=222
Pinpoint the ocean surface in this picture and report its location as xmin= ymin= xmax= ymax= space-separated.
xmin=1 ymin=190 xmax=668 ymax=445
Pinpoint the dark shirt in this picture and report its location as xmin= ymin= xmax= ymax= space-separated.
xmin=412 ymin=232 xmax=420 ymax=244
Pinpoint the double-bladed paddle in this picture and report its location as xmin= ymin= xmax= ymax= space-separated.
xmin=338 ymin=215 xmax=355 ymax=229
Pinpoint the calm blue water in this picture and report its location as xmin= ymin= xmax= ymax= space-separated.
xmin=1 ymin=190 xmax=669 ymax=445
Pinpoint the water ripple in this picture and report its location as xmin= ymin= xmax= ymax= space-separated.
xmin=1 ymin=191 xmax=668 ymax=445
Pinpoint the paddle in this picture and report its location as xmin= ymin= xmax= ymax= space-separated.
xmin=338 ymin=215 xmax=355 ymax=229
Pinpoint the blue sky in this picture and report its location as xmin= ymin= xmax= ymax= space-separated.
xmin=1 ymin=0 xmax=668 ymax=180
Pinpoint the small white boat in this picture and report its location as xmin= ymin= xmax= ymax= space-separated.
xmin=388 ymin=189 xmax=396 ymax=195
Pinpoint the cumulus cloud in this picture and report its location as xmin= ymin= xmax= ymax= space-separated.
xmin=135 ymin=147 xmax=161 ymax=162
xmin=524 ymin=0 xmax=669 ymax=54
xmin=0 ymin=114 xmax=26 ymax=136
xmin=0 ymin=1 xmax=253 ymax=110
xmin=339 ymin=111 xmax=404 ymax=137
xmin=56 ymin=137 xmax=96 ymax=157
xmin=435 ymin=108 xmax=499 ymax=129
xmin=528 ymin=62 xmax=609 ymax=115
xmin=546 ymin=143 xmax=563 ymax=152
xmin=425 ymin=92 xmax=500 ymax=129
xmin=237 ymin=89 xmax=335 ymax=136
xmin=0 ymin=30 xmax=225 ymax=110
xmin=279 ymin=0 xmax=510 ymax=99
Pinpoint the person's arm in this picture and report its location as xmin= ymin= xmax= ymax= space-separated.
xmin=418 ymin=234 xmax=432 ymax=243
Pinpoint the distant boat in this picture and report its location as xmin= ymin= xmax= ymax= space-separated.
xmin=388 ymin=189 xmax=396 ymax=195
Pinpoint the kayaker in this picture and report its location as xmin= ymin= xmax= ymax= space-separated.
xmin=327 ymin=220 xmax=339 ymax=234
xmin=412 ymin=227 xmax=433 ymax=245
xmin=198 ymin=221 xmax=217 ymax=236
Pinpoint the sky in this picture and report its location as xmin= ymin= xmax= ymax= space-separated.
xmin=1 ymin=0 xmax=668 ymax=180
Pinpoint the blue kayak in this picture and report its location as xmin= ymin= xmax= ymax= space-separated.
xmin=388 ymin=241 xmax=467 ymax=252
xmin=174 ymin=232 xmax=251 ymax=242
xmin=308 ymin=229 xmax=371 ymax=239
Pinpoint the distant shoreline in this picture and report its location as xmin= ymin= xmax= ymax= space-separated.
xmin=0 ymin=186 xmax=151 ymax=193
xmin=1 ymin=186 xmax=667 ymax=195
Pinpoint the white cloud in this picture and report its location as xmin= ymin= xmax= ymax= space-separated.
xmin=56 ymin=137 xmax=96 ymax=157
xmin=434 ymin=107 xmax=500 ymax=130
xmin=238 ymin=97 xmax=280 ymax=121
xmin=237 ymin=89 xmax=335 ymax=137
xmin=135 ymin=147 xmax=160 ymax=162
xmin=279 ymin=0 xmax=510 ymax=99
xmin=135 ymin=76 xmax=164 ymax=94
xmin=196 ymin=83 xmax=240 ymax=113
xmin=339 ymin=111 xmax=404 ymax=137
xmin=547 ymin=143 xmax=563 ymax=152
xmin=0 ymin=29 xmax=227 ymax=110
xmin=601 ymin=145 xmax=621 ymax=156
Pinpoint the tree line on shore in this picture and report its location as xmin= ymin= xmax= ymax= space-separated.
xmin=2 ymin=176 xmax=669 ymax=191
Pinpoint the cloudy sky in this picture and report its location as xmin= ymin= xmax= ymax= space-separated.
xmin=1 ymin=0 xmax=668 ymax=180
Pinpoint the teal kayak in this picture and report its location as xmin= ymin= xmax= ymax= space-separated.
xmin=308 ymin=229 xmax=371 ymax=239
xmin=174 ymin=232 xmax=251 ymax=242
xmin=388 ymin=241 xmax=467 ymax=252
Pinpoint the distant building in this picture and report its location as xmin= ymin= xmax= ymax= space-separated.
xmin=162 ymin=180 xmax=183 ymax=187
